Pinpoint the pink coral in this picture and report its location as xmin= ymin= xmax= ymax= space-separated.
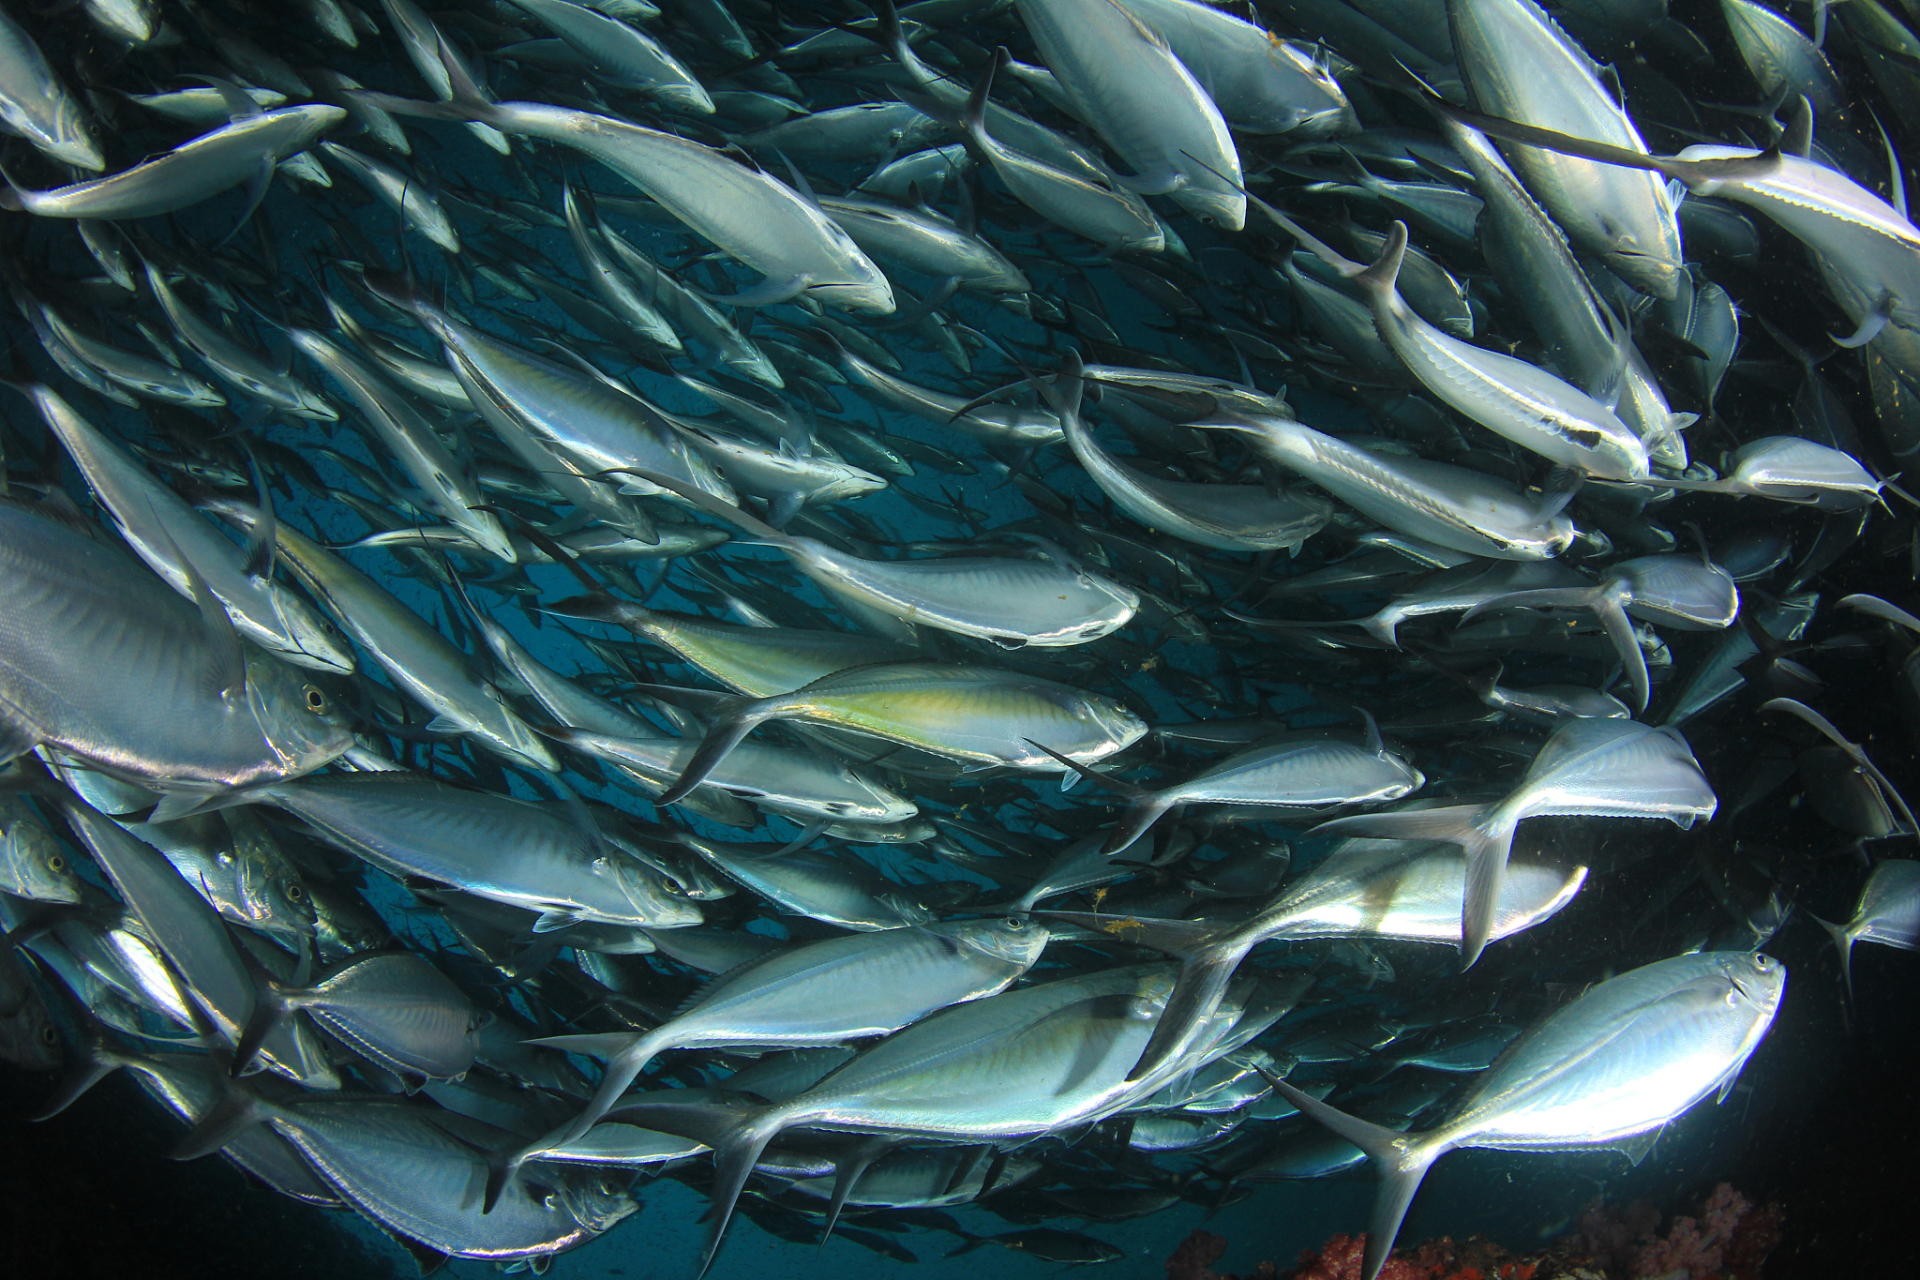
xmin=1628 ymin=1184 xmax=1783 ymax=1280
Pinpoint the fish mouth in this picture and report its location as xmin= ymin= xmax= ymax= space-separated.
xmin=1178 ymin=189 xmax=1249 ymax=234
xmin=1285 ymin=107 xmax=1361 ymax=141
xmin=1603 ymin=250 xmax=1684 ymax=302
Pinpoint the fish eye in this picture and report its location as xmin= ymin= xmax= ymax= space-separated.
xmin=285 ymin=883 xmax=304 ymax=902
xmin=46 ymin=855 xmax=64 ymax=874
xmin=39 ymin=1024 xmax=57 ymax=1045
xmin=1005 ymin=917 xmax=1025 ymax=929
xmin=303 ymin=686 xmax=329 ymax=714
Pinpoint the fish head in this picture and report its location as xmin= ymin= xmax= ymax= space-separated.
xmin=288 ymin=384 xmax=340 ymax=421
xmin=42 ymin=103 xmax=104 ymax=172
xmin=809 ymin=277 xmax=897 ymax=317
xmin=1618 ymin=556 xmax=1740 ymax=629
xmin=1076 ymin=694 xmax=1151 ymax=757
xmin=267 ymin=590 xmax=357 ymax=674
xmin=942 ymin=915 xmax=1052 ymax=969
xmin=553 ymin=1169 xmax=641 ymax=1233
xmin=0 ymin=972 xmax=61 ymax=1072
xmin=0 ymin=812 xmax=84 ymax=905
xmin=1728 ymin=437 xmax=1881 ymax=508
xmin=1602 ymin=248 xmax=1684 ymax=301
xmin=609 ymin=857 xmax=705 ymax=929
xmin=245 ymin=653 xmax=356 ymax=779
xmin=832 ymin=769 xmax=920 ymax=824
xmin=1178 ymin=186 xmax=1250 ymax=234
xmin=1381 ymin=756 xmax=1426 ymax=799
xmin=811 ymin=464 xmax=891 ymax=504
xmin=230 ymin=836 xmax=318 ymax=937
xmin=465 ymin=510 xmax=521 ymax=565
xmin=1723 ymin=951 xmax=1788 ymax=1012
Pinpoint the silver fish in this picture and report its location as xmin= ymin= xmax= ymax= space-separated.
xmin=1273 ymin=951 xmax=1784 ymax=1280
xmin=0 ymin=105 xmax=344 ymax=219
xmin=530 ymin=918 xmax=1047 ymax=1157
xmin=0 ymin=6 xmax=102 ymax=169
xmin=0 ymin=499 xmax=351 ymax=812
xmin=256 ymin=771 xmax=701 ymax=931
xmin=1462 ymin=552 xmax=1740 ymax=712
xmin=1448 ymin=0 xmax=1683 ymax=298
xmin=1316 ymin=719 xmax=1714 ymax=966
xmin=1197 ymin=414 xmax=1576 ymax=561
xmin=63 ymin=799 xmax=336 ymax=1088
xmin=1813 ymin=859 xmax=1920 ymax=999
xmin=288 ymin=330 xmax=514 ymax=561
xmin=1015 ymin=0 xmax=1245 ymax=229
xmin=1046 ymin=716 xmax=1424 ymax=854
xmin=1051 ymin=835 xmax=1587 ymax=1081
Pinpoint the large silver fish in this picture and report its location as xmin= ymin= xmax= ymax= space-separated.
xmin=1271 ymin=951 xmax=1784 ymax=1280
xmin=0 ymin=499 xmax=350 ymax=813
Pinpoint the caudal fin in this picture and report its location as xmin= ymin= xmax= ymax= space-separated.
xmin=1042 ymin=912 xmax=1256 ymax=1082
xmin=605 ymin=1091 xmax=791 ymax=1277
xmin=1352 ymin=221 xmax=1409 ymax=298
xmin=524 ymin=1028 xmax=672 ymax=1147
xmin=1263 ymin=1073 xmax=1449 ymax=1280
xmin=1308 ymin=803 xmax=1514 ymax=968
xmin=659 ymin=713 xmax=765 ymax=805
xmin=1811 ymin=914 xmax=1858 ymax=1003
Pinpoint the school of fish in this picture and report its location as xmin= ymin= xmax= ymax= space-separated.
xmin=4 ymin=1 xmax=1920 ymax=1276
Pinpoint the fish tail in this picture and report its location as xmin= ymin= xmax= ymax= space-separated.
xmin=1590 ymin=590 xmax=1650 ymax=715
xmin=1262 ymin=1072 xmax=1449 ymax=1280
xmin=588 ymin=1092 xmax=787 ymax=1277
xmin=1041 ymin=911 xmax=1256 ymax=1082
xmin=820 ymin=1136 xmax=898 ymax=1245
xmin=965 ymin=48 xmax=1008 ymax=141
xmin=699 ymin=1108 xmax=788 ymax=1274
xmin=527 ymin=1029 xmax=666 ymax=1132
xmin=1457 ymin=586 xmax=1598 ymax=627
xmin=168 ymin=1072 xmax=281 ymax=1162
xmin=1103 ymin=793 xmax=1179 ymax=855
xmin=657 ymin=698 xmax=770 ymax=805
xmin=1306 ymin=803 xmax=1514 ymax=967
xmin=228 ymin=978 xmax=297 ymax=1080
xmin=1811 ymin=914 xmax=1857 ymax=1003
xmin=1458 ymin=815 xmax=1521 ymax=971
xmin=1352 ymin=221 xmax=1409 ymax=296
xmin=1129 ymin=938 xmax=1258 ymax=1082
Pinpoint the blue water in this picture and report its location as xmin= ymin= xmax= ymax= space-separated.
xmin=8 ymin=4 xmax=1920 ymax=1278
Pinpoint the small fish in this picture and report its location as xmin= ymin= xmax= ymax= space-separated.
xmin=1313 ymin=718 xmax=1715 ymax=966
xmin=1813 ymin=860 xmax=1920 ymax=1000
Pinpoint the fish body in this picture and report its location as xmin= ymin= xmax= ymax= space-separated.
xmin=258 ymin=771 xmax=700 ymax=931
xmin=1206 ymin=415 xmax=1575 ymax=560
xmin=1814 ymin=860 xmax=1920 ymax=998
xmin=1449 ymin=0 xmax=1682 ymax=298
xmin=2 ymin=105 xmax=344 ymax=218
xmin=0 ymin=500 xmax=350 ymax=805
xmin=1275 ymin=951 xmax=1783 ymax=1280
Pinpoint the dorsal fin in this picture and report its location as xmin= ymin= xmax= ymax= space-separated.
xmin=1352 ymin=221 xmax=1409 ymax=296
xmin=1782 ymin=95 xmax=1815 ymax=160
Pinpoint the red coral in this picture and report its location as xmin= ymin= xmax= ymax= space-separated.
xmin=1285 ymin=1232 xmax=1523 ymax=1280
xmin=1169 ymin=1229 xmax=1231 ymax=1280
